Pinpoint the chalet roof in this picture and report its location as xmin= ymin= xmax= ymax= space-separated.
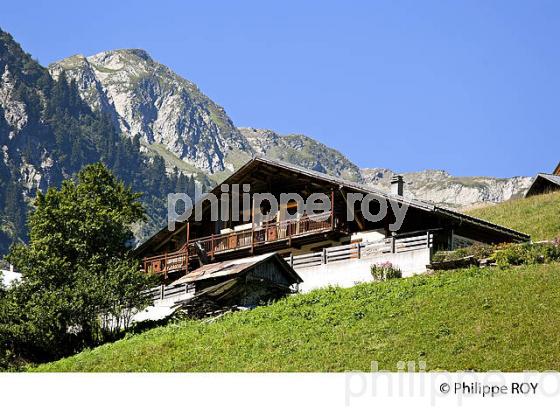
xmin=525 ymin=173 xmax=560 ymax=197
xmin=244 ymin=157 xmax=529 ymax=239
xmin=227 ymin=156 xmax=436 ymax=211
xmin=228 ymin=157 xmax=530 ymax=238
xmin=170 ymin=252 xmax=302 ymax=285
xmin=554 ymin=162 xmax=560 ymax=176
xmin=135 ymin=156 xmax=530 ymax=255
xmin=538 ymin=173 xmax=560 ymax=185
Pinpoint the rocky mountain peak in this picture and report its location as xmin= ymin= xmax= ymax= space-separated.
xmin=49 ymin=50 xmax=252 ymax=175
xmin=106 ymin=48 xmax=153 ymax=61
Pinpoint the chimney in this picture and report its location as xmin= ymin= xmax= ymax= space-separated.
xmin=390 ymin=175 xmax=404 ymax=196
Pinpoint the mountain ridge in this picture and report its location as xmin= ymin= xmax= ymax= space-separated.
xmin=50 ymin=47 xmax=533 ymax=209
xmin=0 ymin=31 xmax=534 ymax=257
xmin=360 ymin=167 xmax=532 ymax=209
xmin=239 ymin=127 xmax=363 ymax=182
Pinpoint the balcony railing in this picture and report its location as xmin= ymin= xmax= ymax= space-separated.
xmin=143 ymin=212 xmax=335 ymax=276
xmin=143 ymin=248 xmax=191 ymax=276
xmin=283 ymin=230 xmax=435 ymax=269
xmin=197 ymin=212 xmax=334 ymax=256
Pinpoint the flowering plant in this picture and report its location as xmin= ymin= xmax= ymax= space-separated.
xmin=370 ymin=262 xmax=402 ymax=281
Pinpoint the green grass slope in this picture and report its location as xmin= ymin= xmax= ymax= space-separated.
xmin=36 ymin=263 xmax=560 ymax=372
xmin=466 ymin=191 xmax=560 ymax=241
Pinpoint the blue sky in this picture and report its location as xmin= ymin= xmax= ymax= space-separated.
xmin=2 ymin=1 xmax=559 ymax=177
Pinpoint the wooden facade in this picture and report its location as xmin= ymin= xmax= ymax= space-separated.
xmin=142 ymin=210 xmax=337 ymax=277
xmin=135 ymin=157 xmax=530 ymax=280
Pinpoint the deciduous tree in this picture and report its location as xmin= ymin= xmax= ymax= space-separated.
xmin=2 ymin=163 xmax=154 ymax=364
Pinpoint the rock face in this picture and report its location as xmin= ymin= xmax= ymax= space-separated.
xmin=361 ymin=168 xmax=532 ymax=209
xmin=239 ymin=127 xmax=362 ymax=182
xmin=0 ymin=68 xmax=28 ymax=137
xmin=49 ymin=50 xmax=253 ymax=174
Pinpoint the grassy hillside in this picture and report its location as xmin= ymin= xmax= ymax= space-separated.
xmin=35 ymin=263 xmax=560 ymax=372
xmin=466 ymin=191 xmax=560 ymax=241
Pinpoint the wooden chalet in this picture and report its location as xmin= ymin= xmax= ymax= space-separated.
xmin=135 ymin=157 xmax=529 ymax=281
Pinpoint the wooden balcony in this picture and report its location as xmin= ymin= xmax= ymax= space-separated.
xmin=198 ymin=213 xmax=333 ymax=255
xmin=143 ymin=248 xmax=191 ymax=277
xmin=143 ymin=212 xmax=335 ymax=276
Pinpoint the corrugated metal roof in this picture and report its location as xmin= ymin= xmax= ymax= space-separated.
xmin=170 ymin=252 xmax=302 ymax=285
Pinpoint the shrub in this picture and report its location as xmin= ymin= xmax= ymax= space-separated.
xmin=370 ymin=262 xmax=402 ymax=281
xmin=433 ymin=241 xmax=560 ymax=269
xmin=432 ymin=243 xmax=496 ymax=263
xmin=495 ymin=242 xmax=560 ymax=268
xmin=465 ymin=243 xmax=496 ymax=260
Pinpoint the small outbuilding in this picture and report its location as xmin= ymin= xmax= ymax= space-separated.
xmin=525 ymin=162 xmax=560 ymax=197
xmin=169 ymin=252 xmax=302 ymax=317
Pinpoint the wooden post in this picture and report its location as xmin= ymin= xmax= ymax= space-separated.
xmin=330 ymin=189 xmax=335 ymax=230
xmin=185 ymin=222 xmax=190 ymax=272
xmin=322 ymin=248 xmax=327 ymax=264
xmin=449 ymin=229 xmax=454 ymax=251
xmin=391 ymin=233 xmax=396 ymax=254
xmin=288 ymin=216 xmax=292 ymax=247
xmin=160 ymin=284 xmax=164 ymax=300
xmin=290 ymin=253 xmax=294 ymax=268
xmin=357 ymin=243 xmax=361 ymax=259
xmin=210 ymin=234 xmax=214 ymax=259
xmin=251 ymin=197 xmax=255 ymax=254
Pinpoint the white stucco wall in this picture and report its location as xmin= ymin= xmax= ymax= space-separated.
xmin=350 ymin=229 xmax=385 ymax=243
xmin=1 ymin=268 xmax=21 ymax=287
xmin=296 ymin=248 xmax=432 ymax=293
